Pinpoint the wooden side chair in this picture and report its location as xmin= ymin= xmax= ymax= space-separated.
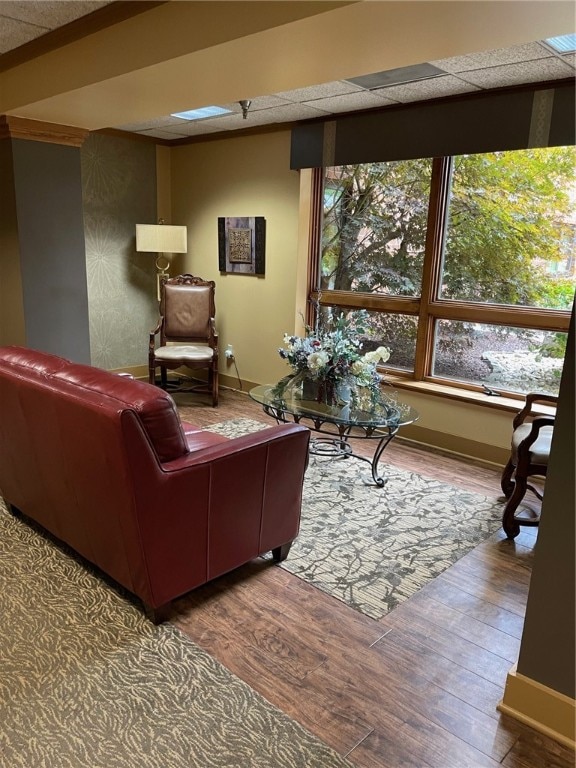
xmin=500 ymin=391 xmax=557 ymax=538
xmin=149 ymin=274 xmax=219 ymax=406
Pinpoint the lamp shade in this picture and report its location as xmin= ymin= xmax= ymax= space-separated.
xmin=136 ymin=224 xmax=187 ymax=253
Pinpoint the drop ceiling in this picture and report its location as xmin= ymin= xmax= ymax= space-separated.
xmin=0 ymin=1 xmax=574 ymax=142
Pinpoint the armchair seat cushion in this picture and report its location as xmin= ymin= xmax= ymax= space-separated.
xmin=154 ymin=345 xmax=215 ymax=362
xmin=512 ymin=423 xmax=554 ymax=464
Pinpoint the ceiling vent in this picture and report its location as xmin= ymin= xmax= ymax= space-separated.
xmin=345 ymin=63 xmax=447 ymax=90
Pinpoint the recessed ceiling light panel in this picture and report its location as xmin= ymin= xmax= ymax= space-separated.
xmin=544 ymin=34 xmax=576 ymax=54
xmin=345 ymin=63 xmax=447 ymax=90
xmin=171 ymin=106 xmax=232 ymax=121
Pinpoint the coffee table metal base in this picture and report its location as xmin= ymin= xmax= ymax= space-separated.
xmin=309 ymin=429 xmax=398 ymax=487
xmin=260 ymin=401 xmax=398 ymax=487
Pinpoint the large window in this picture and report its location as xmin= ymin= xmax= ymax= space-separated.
xmin=317 ymin=147 xmax=576 ymax=396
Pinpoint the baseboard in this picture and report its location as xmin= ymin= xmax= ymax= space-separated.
xmin=219 ymin=373 xmax=259 ymax=392
xmin=399 ymin=423 xmax=509 ymax=466
xmin=497 ymin=665 xmax=576 ymax=750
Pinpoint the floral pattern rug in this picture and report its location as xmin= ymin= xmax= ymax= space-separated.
xmin=207 ymin=418 xmax=504 ymax=620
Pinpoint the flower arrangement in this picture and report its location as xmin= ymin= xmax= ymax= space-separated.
xmin=277 ymin=309 xmax=390 ymax=406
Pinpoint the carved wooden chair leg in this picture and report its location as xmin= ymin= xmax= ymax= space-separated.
xmin=500 ymin=458 xmax=516 ymax=498
xmin=272 ymin=542 xmax=293 ymax=562
xmin=502 ymin=475 xmax=528 ymax=539
xmin=212 ymin=369 xmax=219 ymax=407
xmin=160 ymin=366 xmax=168 ymax=388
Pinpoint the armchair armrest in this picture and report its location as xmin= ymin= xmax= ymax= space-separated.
xmin=149 ymin=319 xmax=163 ymax=354
xmin=513 ymin=392 xmax=558 ymax=430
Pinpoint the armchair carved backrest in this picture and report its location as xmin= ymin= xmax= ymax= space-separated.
xmin=149 ymin=274 xmax=219 ymax=406
xmin=500 ymin=391 xmax=557 ymax=538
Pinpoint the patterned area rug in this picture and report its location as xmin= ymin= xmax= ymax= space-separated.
xmin=207 ymin=418 xmax=504 ymax=620
xmin=0 ymin=502 xmax=351 ymax=768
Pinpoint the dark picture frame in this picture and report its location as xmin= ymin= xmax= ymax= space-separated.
xmin=218 ymin=216 xmax=266 ymax=275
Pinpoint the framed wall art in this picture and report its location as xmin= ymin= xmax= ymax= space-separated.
xmin=218 ymin=216 xmax=266 ymax=275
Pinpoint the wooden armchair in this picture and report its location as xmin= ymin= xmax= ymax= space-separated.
xmin=149 ymin=274 xmax=219 ymax=406
xmin=500 ymin=391 xmax=557 ymax=538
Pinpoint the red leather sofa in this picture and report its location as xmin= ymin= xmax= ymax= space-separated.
xmin=0 ymin=346 xmax=310 ymax=622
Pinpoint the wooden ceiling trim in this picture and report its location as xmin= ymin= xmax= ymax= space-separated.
xmin=0 ymin=116 xmax=89 ymax=146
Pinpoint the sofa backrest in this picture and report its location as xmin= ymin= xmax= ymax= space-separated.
xmin=0 ymin=346 xmax=188 ymax=462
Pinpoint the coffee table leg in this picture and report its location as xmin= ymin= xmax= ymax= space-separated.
xmin=369 ymin=427 xmax=398 ymax=487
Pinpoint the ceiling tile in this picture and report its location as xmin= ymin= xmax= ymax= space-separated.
xmin=117 ymin=117 xmax=189 ymax=132
xmin=220 ymin=95 xmax=293 ymax=113
xmin=0 ymin=1 xmax=109 ymax=28
xmin=431 ymin=41 xmax=555 ymax=73
xmin=248 ymin=103 xmax=332 ymax=123
xmin=0 ymin=15 xmax=44 ymax=52
xmin=303 ymin=90 xmax=399 ymax=113
xmin=274 ymin=81 xmax=363 ymax=102
xmin=135 ymin=128 xmax=190 ymax=140
xmin=457 ymin=57 xmax=575 ymax=88
xmin=157 ymin=119 xmax=236 ymax=136
xmin=372 ymin=75 xmax=480 ymax=103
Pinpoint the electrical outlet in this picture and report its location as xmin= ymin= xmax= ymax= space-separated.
xmin=225 ymin=344 xmax=234 ymax=360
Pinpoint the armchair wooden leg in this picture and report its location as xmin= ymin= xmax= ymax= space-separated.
xmin=211 ymin=367 xmax=219 ymax=407
xmin=160 ymin=366 xmax=168 ymax=388
xmin=500 ymin=458 xmax=516 ymax=498
xmin=502 ymin=476 xmax=527 ymax=539
xmin=272 ymin=542 xmax=293 ymax=562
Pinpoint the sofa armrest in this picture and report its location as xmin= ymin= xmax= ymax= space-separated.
xmin=122 ymin=417 xmax=310 ymax=607
xmin=162 ymin=423 xmax=308 ymax=471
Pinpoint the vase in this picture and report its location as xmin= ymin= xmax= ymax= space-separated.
xmin=336 ymin=382 xmax=352 ymax=404
xmin=301 ymin=376 xmax=348 ymax=407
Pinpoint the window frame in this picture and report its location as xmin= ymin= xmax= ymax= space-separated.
xmin=309 ymin=155 xmax=573 ymax=401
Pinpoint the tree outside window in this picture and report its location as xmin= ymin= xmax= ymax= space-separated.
xmin=318 ymin=146 xmax=576 ymax=396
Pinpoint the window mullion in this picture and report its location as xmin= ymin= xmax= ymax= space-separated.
xmin=414 ymin=156 xmax=452 ymax=380
xmin=307 ymin=168 xmax=324 ymax=329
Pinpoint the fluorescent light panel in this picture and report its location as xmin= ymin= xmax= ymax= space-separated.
xmin=544 ymin=34 xmax=576 ymax=53
xmin=171 ymin=106 xmax=232 ymax=121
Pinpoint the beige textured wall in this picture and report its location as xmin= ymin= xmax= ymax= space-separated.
xmin=171 ymin=130 xmax=302 ymax=387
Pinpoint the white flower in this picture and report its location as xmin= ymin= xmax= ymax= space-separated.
xmin=363 ymin=346 xmax=391 ymax=364
xmin=307 ymin=350 xmax=329 ymax=371
xmin=351 ymin=360 xmax=369 ymax=376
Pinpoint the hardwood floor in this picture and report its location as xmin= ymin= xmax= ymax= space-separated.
xmin=169 ymin=387 xmax=574 ymax=768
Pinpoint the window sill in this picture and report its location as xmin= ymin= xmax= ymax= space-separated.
xmin=384 ymin=376 xmax=556 ymax=416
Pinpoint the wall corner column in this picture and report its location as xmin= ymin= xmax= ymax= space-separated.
xmin=0 ymin=116 xmax=92 ymax=362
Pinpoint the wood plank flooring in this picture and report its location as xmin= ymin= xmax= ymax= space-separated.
xmin=169 ymin=387 xmax=575 ymax=768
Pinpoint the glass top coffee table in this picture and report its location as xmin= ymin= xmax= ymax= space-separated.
xmin=249 ymin=383 xmax=419 ymax=487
